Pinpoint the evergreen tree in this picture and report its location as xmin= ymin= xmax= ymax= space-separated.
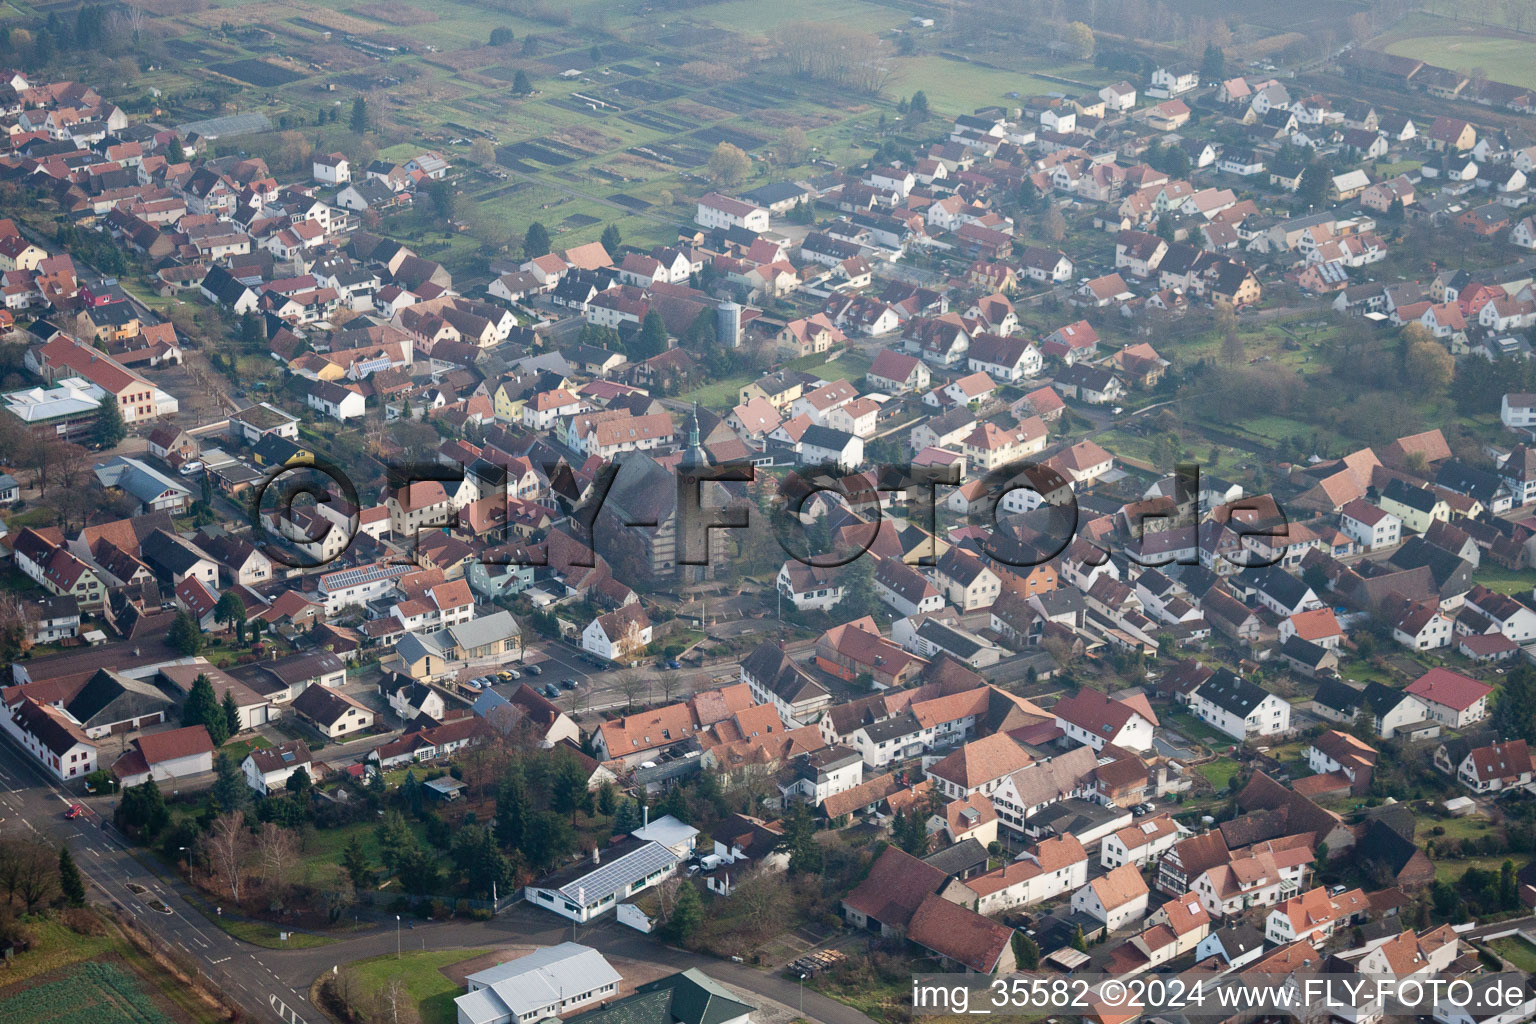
xmin=779 ymin=801 xmax=822 ymax=876
xmin=349 ymin=96 xmax=368 ymax=134
xmin=489 ymin=26 xmax=514 ymax=46
xmin=401 ymin=770 xmax=424 ymax=815
xmin=451 ymin=825 xmax=514 ymax=898
xmin=513 ymin=69 xmax=533 ymax=95
xmin=550 ymin=754 xmax=592 ymax=824
xmin=1013 ymin=931 xmax=1040 ymax=970
xmin=375 ymin=811 xmax=414 ymax=875
xmin=612 ymin=798 xmax=641 ymax=834
xmin=523 ymin=221 xmax=551 ymax=258
xmin=521 ymin=810 xmax=576 ymax=871
xmin=214 ymin=591 xmax=246 ymax=636
xmin=182 ymin=674 xmax=228 ymax=745
xmin=286 ymin=765 xmax=313 ymax=801
xmin=117 ymin=780 xmax=169 ymax=836
xmin=600 ymin=224 xmax=621 ymax=254
xmin=660 ymin=783 xmax=690 ymax=824
xmin=495 ymin=774 xmax=527 ymax=849
xmin=342 ymin=834 xmax=373 ymax=889
xmin=59 ymin=845 xmax=85 ymax=907
xmin=221 ymin=690 xmax=241 ymax=740
xmin=907 ymin=90 xmax=930 ymax=118
xmin=666 ymin=882 xmax=703 ymax=943
xmin=596 ymin=781 xmax=617 ymax=816
xmin=167 ymin=136 xmax=186 ymax=163
xmin=1070 ymin=923 xmax=1088 ymax=952
xmin=633 ymin=310 xmax=669 ymax=360
xmin=239 ymin=310 xmax=264 ymax=348
xmin=91 ymin=394 xmax=127 ymax=449
xmin=1199 ymin=42 xmax=1225 ymax=83
xmin=1492 ymin=666 xmax=1536 ymax=745
xmin=833 ymin=556 xmax=881 ymax=621
xmin=167 ymin=612 xmax=205 ymax=657
xmin=212 ymin=752 xmax=247 ymax=814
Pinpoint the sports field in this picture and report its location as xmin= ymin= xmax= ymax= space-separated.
xmin=1385 ymin=33 xmax=1536 ymax=90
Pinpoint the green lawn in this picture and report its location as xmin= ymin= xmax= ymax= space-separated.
xmin=1473 ymin=562 xmax=1534 ymax=596
xmin=1489 ymin=936 xmax=1536 ymax=973
xmin=347 ymin=948 xmax=492 ymax=1024
xmin=218 ymin=736 xmax=271 ymax=763
xmin=1432 ymin=854 xmax=1528 ymax=884
xmin=1385 ymin=34 xmax=1536 ymax=90
xmin=213 ymin=917 xmax=336 ymax=950
xmin=1199 ymin=757 xmax=1242 ymax=792
xmin=681 ymin=373 xmax=757 ymax=410
xmin=1418 ymin=813 xmax=1498 ymax=845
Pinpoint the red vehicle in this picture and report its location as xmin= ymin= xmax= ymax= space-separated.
xmin=65 ymin=803 xmax=84 ymax=819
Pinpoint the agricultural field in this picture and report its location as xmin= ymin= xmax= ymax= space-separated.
xmin=0 ymin=962 xmax=174 ymax=1024
xmin=0 ymin=0 xmax=1114 ymax=280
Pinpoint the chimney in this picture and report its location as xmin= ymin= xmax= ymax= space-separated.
xmin=591 ymin=846 xmax=600 ymax=865
xmin=643 ymin=804 xmax=649 ymax=827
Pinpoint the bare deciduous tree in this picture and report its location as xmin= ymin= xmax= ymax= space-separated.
xmin=255 ymin=821 xmax=298 ymax=906
xmin=200 ymin=811 xmax=252 ymax=903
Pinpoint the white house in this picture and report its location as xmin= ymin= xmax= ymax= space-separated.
xmin=8 ymin=697 xmax=96 ymax=781
xmin=1405 ymin=669 xmax=1492 ymax=729
xmin=1189 ymin=669 xmax=1291 ymax=740
xmin=1053 ymin=689 xmax=1158 ymax=753
xmin=1100 ymin=814 xmax=1182 ymax=870
xmin=1339 ymin=499 xmax=1401 ymax=550
xmin=524 ymin=838 xmax=679 ymax=922
xmin=1148 ymin=65 xmax=1199 ymax=98
xmin=455 ymin=944 xmax=621 ymax=1024
xmin=581 ymin=606 xmax=652 ymax=664
xmin=1264 ymin=886 xmax=1367 ymax=946
xmin=306 ymin=380 xmax=366 ymax=422
xmin=313 ymin=152 xmax=350 ymax=185
xmin=1502 ymin=392 xmax=1536 ymax=430
xmin=963 ymin=834 xmax=1089 ymax=915
xmin=695 ymin=193 xmax=769 ymax=233
xmin=1070 ymin=862 xmax=1150 ymax=930
xmin=241 ymin=740 xmax=312 ymax=795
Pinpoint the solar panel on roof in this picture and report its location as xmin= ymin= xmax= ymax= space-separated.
xmin=555 ymin=841 xmax=677 ymax=904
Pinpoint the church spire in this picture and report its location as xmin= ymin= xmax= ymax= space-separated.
xmin=682 ymin=401 xmax=709 ymax=469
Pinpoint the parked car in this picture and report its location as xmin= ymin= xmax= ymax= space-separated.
xmin=178 ymin=461 xmax=204 ymax=476
xmin=523 ymin=664 xmax=542 ymax=676
xmin=499 ymin=669 xmax=520 ymax=681
xmin=665 ymin=659 xmax=681 ymax=670
xmin=560 ymin=678 xmax=578 ymax=690
xmin=542 ymin=683 xmax=561 ymax=699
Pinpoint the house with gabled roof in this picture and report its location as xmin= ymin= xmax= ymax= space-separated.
xmin=1053 ymin=689 xmax=1158 ymax=753
xmin=1189 ymin=668 xmax=1290 ymax=740
xmin=1071 ymin=861 xmax=1149 ymax=930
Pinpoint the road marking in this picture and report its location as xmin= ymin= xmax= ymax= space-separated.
xmin=270 ymin=995 xmax=308 ymax=1024
xmin=211 ymin=957 xmax=230 ymax=965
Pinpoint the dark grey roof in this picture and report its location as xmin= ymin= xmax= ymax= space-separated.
xmin=914 ymin=618 xmax=985 ymax=660
xmin=65 ymin=669 xmax=173 ymax=730
xmin=921 ymin=837 xmax=989 ymax=878
xmin=1383 ymin=477 xmax=1439 ymax=513
xmin=1312 ymin=677 xmax=1361 ymax=715
xmin=1194 ymin=668 xmax=1273 ymax=716
xmin=1361 ymin=680 xmax=1413 ymax=718
xmin=799 ymin=424 xmax=858 ymax=453
xmin=563 ymin=969 xmax=753 ymax=1024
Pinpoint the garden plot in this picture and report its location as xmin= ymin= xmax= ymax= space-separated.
xmin=210 ymin=59 xmax=308 ymax=87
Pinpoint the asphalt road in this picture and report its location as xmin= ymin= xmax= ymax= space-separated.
xmin=0 ymin=729 xmax=871 ymax=1024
